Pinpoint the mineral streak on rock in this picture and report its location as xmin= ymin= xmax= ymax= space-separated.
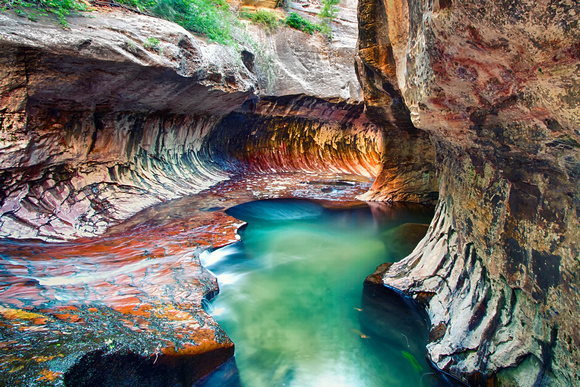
xmin=0 ymin=10 xmax=257 ymax=241
xmin=355 ymin=0 xmax=440 ymax=204
xmin=357 ymin=0 xmax=580 ymax=384
xmin=203 ymin=95 xmax=383 ymax=179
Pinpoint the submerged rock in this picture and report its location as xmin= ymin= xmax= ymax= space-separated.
xmin=380 ymin=223 xmax=429 ymax=259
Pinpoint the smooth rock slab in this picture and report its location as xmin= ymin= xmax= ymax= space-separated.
xmin=0 ymin=172 xmax=373 ymax=385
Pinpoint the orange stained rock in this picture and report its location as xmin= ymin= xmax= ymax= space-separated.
xmin=0 ymin=172 xmax=373 ymax=385
xmin=36 ymin=369 xmax=62 ymax=382
xmin=33 ymin=355 xmax=55 ymax=363
xmin=160 ymin=331 xmax=232 ymax=357
xmin=0 ymin=307 xmax=48 ymax=322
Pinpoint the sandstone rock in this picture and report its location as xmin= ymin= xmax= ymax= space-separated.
xmin=203 ymin=95 xmax=382 ymax=178
xmin=355 ymin=0 xmax=440 ymax=204
xmin=249 ymin=0 xmax=362 ymax=101
xmin=0 ymin=9 xmax=262 ymax=240
xmin=357 ymin=0 xmax=580 ymax=384
xmin=0 ymin=2 xmax=386 ymax=241
xmin=0 ymin=172 xmax=374 ymax=385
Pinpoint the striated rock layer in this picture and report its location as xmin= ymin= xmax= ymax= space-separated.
xmin=357 ymin=0 xmax=580 ymax=384
xmin=204 ymin=95 xmax=382 ymax=178
xmin=0 ymin=10 xmax=255 ymax=240
xmin=0 ymin=4 xmax=396 ymax=385
xmin=0 ymin=4 xmax=398 ymax=241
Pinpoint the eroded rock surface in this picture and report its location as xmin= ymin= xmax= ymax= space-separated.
xmin=250 ymin=0 xmax=362 ymax=101
xmin=0 ymin=172 xmax=373 ymax=386
xmin=0 ymin=10 xmax=256 ymax=240
xmin=204 ymin=95 xmax=382 ymax=178
xmin=358 ymin=0 xmax=580 ymax=384
xmin=355 ymin=0 xmax=440 ymax=204
xmin=0 ymin=3 xmax=392 ymax=385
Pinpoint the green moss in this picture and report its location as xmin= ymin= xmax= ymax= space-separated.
xmin=143 ymin=36 xmax=161 ymax=51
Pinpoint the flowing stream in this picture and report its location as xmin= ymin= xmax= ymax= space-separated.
xmin=200 ymin=199 xmax=460 ymax=387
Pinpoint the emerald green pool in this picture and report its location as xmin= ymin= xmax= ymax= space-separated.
xmin=200 ymin=199 xmax=460 ymax=387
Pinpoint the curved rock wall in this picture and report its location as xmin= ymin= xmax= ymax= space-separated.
xmin=355 ymin=0 xmax=440 ymax=204
xmin=0 ymin=11 xmax=259 ymax=240
xmin=357 ymin=0 xmax=580 ymax=384
xmin=203 ymin=95 xmax=382 ymax=178
xmin=0 ymin=6 xmax=391 ymax=241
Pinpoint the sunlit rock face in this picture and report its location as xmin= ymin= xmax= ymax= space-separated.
xmin=354 ymin=0 xmax=440 ymax=204
xmin=203 ymin=95 xmax=382 ymax=178
xmin=357 ymin=0 xmax=580 ymax=384
xmin=249 ymin=0 xmax=362 ymax=101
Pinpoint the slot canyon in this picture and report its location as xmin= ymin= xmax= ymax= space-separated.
xmin=0 ymin=0 xmax=578 ymax=385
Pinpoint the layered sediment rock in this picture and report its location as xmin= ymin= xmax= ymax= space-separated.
xmin=204 ymin=95 xmax=382 ymax=178
xmin=0 ymin=10 xmax=257 ymax=240
xmin=357 ymin=0 xmax=580 ymax=384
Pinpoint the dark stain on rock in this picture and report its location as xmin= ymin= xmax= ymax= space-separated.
xmin=429 ymin=322 xmax=447 ymax=342
xmin=64 ymin=349 xmax=174 ymax=387
xmin=508 ymin=180 xmax=540 ymax=221
xmin=469 ymin=289 xmax=491 ymax=331
xmin=88 ymin=112 xmax=104 ymax=155
xmin=531 ymin=249 xmax=561 ymax=296
xmin=240 ymin=50 xmax=254 ymax=73
xmin=544 ymin=118 xmax=563 ymax=132
xmin=503 ymin=236 xmax=527 ymax=279
xmin=414 ymin=291 xmax=436 ymax=305
xmin=126 ymin=115 xmax=145 ymax=160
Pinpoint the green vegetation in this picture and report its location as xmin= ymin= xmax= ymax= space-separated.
xmin=0 ymin=0 xmax=88 ymax=26
xmin=284 ymin=12 xmax=322 ymax=35
xmin=319 ymin=0 xmax=339 ymax=25
xmin=241 ymin=9 xmax=280 ymax=32
xmin=2 ymin=0 xmax=337 ymax=41
xmin=143 ymin=36 xmax=161 ymax=51
xmin=146 ymin=0 xmax=237 ymax=45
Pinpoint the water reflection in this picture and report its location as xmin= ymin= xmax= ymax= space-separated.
xmin=199 ymin=199 xmax=460 ymax=387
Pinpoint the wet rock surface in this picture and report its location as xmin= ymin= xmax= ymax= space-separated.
xmin=356 ymin=0 xmax=580 ymax=384
xmin=0 ymin=172 xmax=373 ymax=385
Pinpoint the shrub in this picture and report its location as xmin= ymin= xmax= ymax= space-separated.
xmin=148 ymin=0 xmax=236 ymax=45
xmin=143 ymin=36 xmax=161 ymax=51
xmin=318 ymin=0 xmax=340 ymax=26
xmin=284 ymin=12 xmax=321 ymax=35
xmin=0 ymin=0 xmax=88 ymax=26
xmin=241 ymin=9 xmax=280 ymax=32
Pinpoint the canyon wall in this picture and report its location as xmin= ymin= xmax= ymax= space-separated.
xmin=357 ymin=0 xmax=580 ymax=384
xmin=0 ymin=10 xmax=256 ymax=240
xmin=0 ymin=3 xmax=392 ymax=241
xmin=0 ymin=5 xmax=388 ymax=384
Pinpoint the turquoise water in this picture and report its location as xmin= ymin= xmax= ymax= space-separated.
xmin=200 ymin=199 xmax=459 ymax=387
